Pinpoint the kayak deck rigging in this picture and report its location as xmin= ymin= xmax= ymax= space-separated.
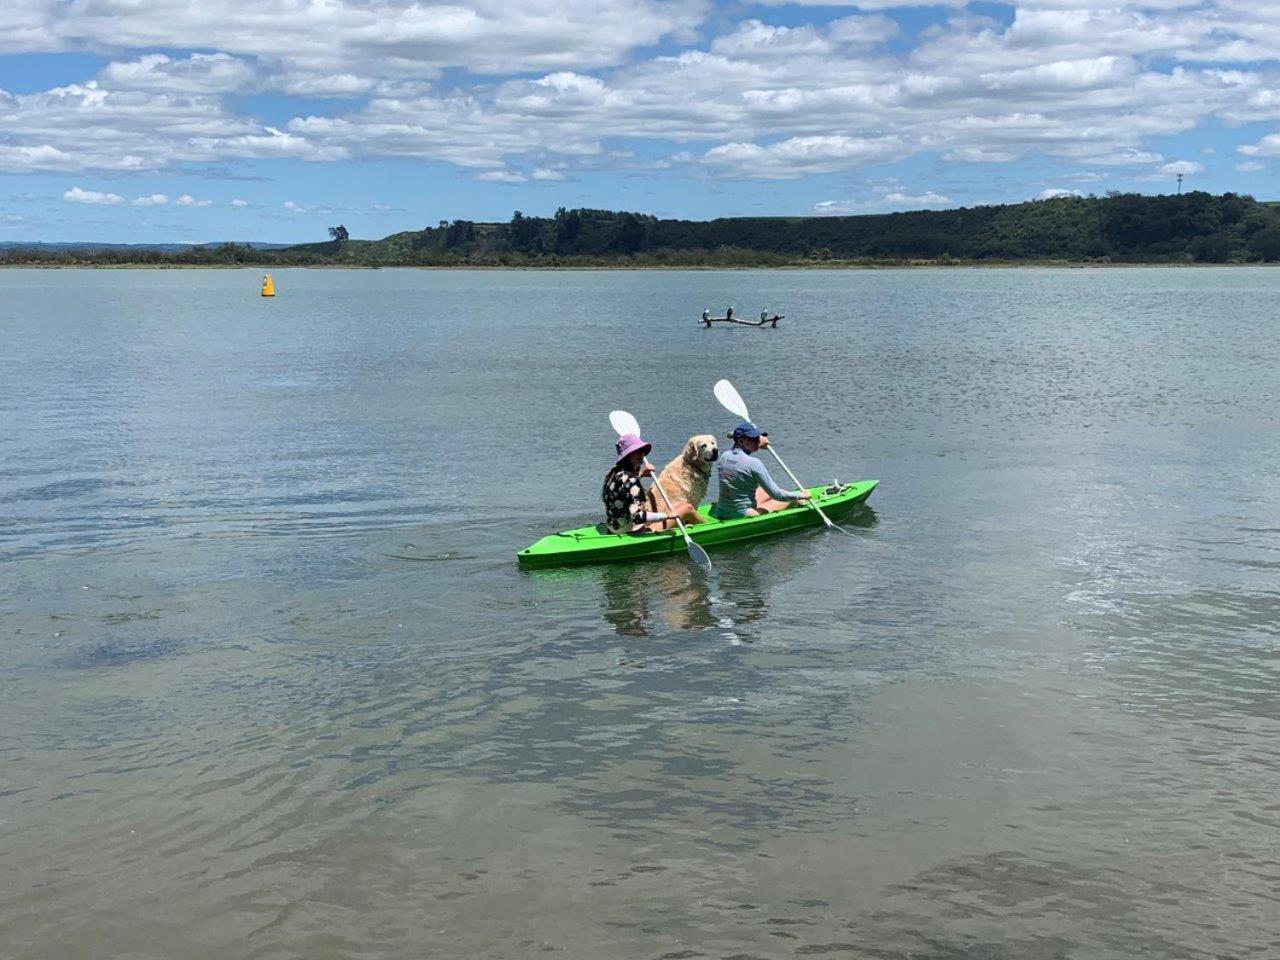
xmin=517 ymin=480 xmax=877 ymax=568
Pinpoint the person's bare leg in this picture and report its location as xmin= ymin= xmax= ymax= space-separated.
xmin=678 ymin=502 xmax=706 ymax=525
xmin=649 ymin=501 xmax=704 ymax=531
xmin=753 ymin=487 xmax=784 ymax=513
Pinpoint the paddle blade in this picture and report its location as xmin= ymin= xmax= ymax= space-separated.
xmin=609 ymin=409 xmax=641 ymax=437
xmin=687 ymin=538 xmax=713 ymax=573
xmin=713 ymin=379 xmax=750 ymax=421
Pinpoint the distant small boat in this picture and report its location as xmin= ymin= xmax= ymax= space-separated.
xmin=260 ymin=274 xmax=276 ymax=297
xmin=700 ymin=308 xmax=781 ymax=328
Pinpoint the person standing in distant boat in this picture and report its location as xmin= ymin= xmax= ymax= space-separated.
xmin=713 ymin=421 xmax=809 ymax=520
xmin=725 ymin=306 xmax=734 ymax=322
xmin=760 ymin=308 xmax=769 ymax=323
xmin=702 ymin=308 xmax=711 ymax=325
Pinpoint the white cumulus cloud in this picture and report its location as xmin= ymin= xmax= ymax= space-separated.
xmin=64 ymin=186 xmax=124 ymax=204
xmin=10 ymin=0 xmax=708 ymax=76
xmin=475 ymin=170 xmax=527 ymax=183
xmin=756 ymin=0 xmax=965 ymax=7
xmin=813 ymin=189 xmax=953 ymax=215
xmin=274 ymin=73 xmax=377 ymax=96
xmin=1239 ymin=133 xmax=1280 ymax=156
xmin=132 ymin=193 xmax=168 ymax=205
xmin=1156 ymin=160 xmax=1204 ymax=175
xmin=99 ymin=53 xmax=255 ymax=93
xmin=3 ymin=0 xmax=1280 ymax=187
xmin=697 ymin=135 xmax=908 ymax=179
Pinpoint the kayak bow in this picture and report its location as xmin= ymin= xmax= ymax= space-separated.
xmin=517 ymin=480 xmax=877 ymax=569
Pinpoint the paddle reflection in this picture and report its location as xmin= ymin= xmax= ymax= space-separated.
xmin=716 ymin=535 xmax=819 ymax=642
xmin=697 ymin=505 xmax=878 ymax=640
xmin=597 ymin=503 xmax=878 ymax=639
xmin=595 ymin=539 xmax=796 ymax=640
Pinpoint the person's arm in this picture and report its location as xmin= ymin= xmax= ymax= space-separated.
xmin=630 ymin=466 xmax=667 ymax=526
xmin=625 ymin=495 xmax=668 ymax=526
xmin=750 ymin=455 xmax=807 ymax=501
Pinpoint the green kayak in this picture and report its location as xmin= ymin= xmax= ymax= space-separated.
xmin=517 ymin=480 xmax=878 ymax=569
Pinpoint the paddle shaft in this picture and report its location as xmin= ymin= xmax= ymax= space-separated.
xmin=643 ymin=459 xmax=708 ymax=563
xmin=764 ymin=443 xmax=837 ymax=529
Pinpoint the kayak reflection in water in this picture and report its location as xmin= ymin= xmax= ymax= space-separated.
xmin=713 ymin=420 xmax=811 ymax=520
xmin=603 ymin=433 xmax=706 ymax=535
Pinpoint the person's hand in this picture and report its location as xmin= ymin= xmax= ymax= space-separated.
xmin=639 ymin=463 xmax=655 ymax=478
xmin=795 ymin=492 xmax=810 ymax=502
xmin=758 ymin=435 xmax=771 ymax=449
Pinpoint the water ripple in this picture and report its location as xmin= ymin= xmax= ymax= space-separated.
xmin=5 ymin=267 xmax=1280 ymax=959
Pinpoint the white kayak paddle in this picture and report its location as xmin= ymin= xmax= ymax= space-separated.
xmin=608 ymin=410 xmax=713 ymax=573
xmin=712 ymin=378 xmax=852 ymax=535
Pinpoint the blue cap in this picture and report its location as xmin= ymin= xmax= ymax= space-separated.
xmin=730 ymin=420 xmax=765 ymax=440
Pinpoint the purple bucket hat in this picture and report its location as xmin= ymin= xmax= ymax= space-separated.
xmin=615 ymin=434 xmax=652 ymax=465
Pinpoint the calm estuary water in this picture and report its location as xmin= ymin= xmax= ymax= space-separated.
xmin=3 ymin=267 xmax=1279 ymax=959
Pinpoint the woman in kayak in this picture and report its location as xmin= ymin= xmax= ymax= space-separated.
xmin=714 ymin=421 xmax=810 ymax=519
xmin=604 ymin=434 xmax=704 ymax=534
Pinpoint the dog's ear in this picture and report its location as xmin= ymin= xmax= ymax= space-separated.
xmin=685 ymin=438 xmax=698 ymax=463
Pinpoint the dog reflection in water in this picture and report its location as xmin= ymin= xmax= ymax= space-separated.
xmin=600 ymin=561 xmax=715 ymax=638
xmin=600 ymin=503 xmax=874 ymax=648
xmin=600 ymin=564 xmax=713 ymax=636
xmin=599 ymin=550 xmax=772 ymax=641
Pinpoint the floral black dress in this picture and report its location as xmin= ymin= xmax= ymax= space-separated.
xmin=602 ymin=467 xmax=659 ymax=534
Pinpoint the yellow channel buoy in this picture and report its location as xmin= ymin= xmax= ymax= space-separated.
xmin=260 ymin=274 xmax=276 ymax=297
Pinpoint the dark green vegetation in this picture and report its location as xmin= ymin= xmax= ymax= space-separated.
xmin=6 ymin=192 xmax=1280 ymax=267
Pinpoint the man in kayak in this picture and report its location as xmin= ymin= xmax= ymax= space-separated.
xmin=604 ymin=434 xmax=705 ymax=534
xmin=714 ymin=421 xmax=810 ymax=519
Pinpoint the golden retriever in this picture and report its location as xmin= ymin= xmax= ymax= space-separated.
xmin=652 ymin=434 xmax=719 ymax=511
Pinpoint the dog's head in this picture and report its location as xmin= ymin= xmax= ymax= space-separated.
xmin=683 ymin=434 xmax=719 ymax=474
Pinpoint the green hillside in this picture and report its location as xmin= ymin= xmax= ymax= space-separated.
xmin=6 ymin=192 xmax=1280 ymax=266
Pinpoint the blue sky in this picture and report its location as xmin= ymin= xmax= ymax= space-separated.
xmin=1 ymin=0 xmax=1277 ymax=243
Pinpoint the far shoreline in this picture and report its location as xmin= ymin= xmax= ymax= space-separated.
xmin=2 ymin=260 xmax=1277 ymax=271
xmin=10 ymin=193 xmax=1276 ymax=271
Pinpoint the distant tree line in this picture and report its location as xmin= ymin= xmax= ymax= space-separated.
xmin=0 ymin=242 xmax=279 ymax=266
xmin=5 ymin=193 xmax=1280 ymax=267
